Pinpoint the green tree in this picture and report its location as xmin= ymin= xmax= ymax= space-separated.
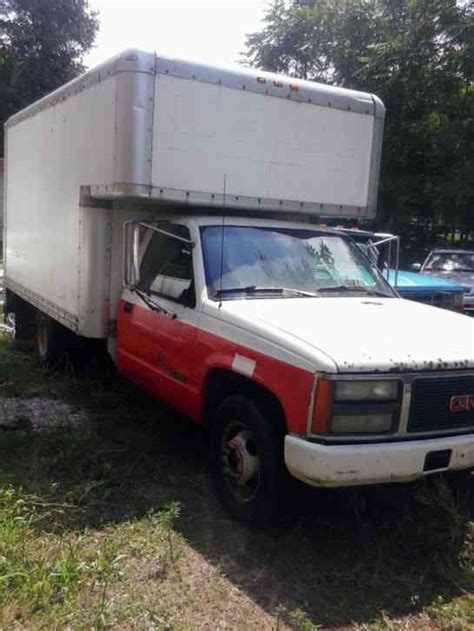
xmin=0 ymin=0 xmax=98 ymax=153
xmin=245 ymin=1 xmax=474 ymax=253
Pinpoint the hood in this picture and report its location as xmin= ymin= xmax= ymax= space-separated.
xmin=385 ymin=269 xmax=465 ymax=292
xmin=423 ymin=270 xmax=474 ymax=293
xmin=222 ymin=297 xmax=474 ymax=374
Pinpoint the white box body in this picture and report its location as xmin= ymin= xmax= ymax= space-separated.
xmin=3 ymin=49 xmax=385 ymax=338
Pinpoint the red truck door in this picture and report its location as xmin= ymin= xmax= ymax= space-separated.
xmin=117 ymin=224 xmax=202 ymax=419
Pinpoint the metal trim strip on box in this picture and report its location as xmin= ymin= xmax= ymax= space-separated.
xmin=4 ymin=278 xmax=79 ymax=332
xmin=154 ymin=54 xmax=377 ymax=116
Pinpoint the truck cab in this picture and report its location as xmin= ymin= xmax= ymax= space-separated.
xmin=117 ymin=215 xmax=474 ymax=523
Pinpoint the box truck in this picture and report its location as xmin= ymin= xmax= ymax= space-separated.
xmin=3 ymin=50 xmax=473 ymax=524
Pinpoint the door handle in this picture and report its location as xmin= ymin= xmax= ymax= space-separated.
xmin=123 ymin=301 xmax=134 ymax=314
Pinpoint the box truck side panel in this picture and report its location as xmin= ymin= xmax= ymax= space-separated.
xmin=77 ymin=206 xmax=113 ymax=337
xmin=150 ymin=73 xmax=376 ymax=215
xmin=5 ymin=77 xmax=118 ymax=332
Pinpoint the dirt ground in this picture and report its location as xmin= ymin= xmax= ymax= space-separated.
xmin=0 ymin=335 xmax=472 ymax=630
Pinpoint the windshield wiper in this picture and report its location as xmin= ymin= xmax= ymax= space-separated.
xmin=133 ymin=288 xmax=177 ymax=319
xmin=319 ymin=285 xmax=391 ymax=297
xmin=212 ymin=286 xmax=319 ymax=299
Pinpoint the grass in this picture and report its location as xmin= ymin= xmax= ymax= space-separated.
xmin=0 ymin=334 xmax=472 ymax=629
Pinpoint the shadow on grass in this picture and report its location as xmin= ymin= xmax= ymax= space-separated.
xmin=0 ymin=339 xmax=472 ymax=628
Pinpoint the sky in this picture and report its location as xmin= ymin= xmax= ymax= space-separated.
xmin=85 ymin=0 xmax=269 ymax=70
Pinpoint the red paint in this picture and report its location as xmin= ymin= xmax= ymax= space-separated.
xmin=449 ymin=394 xmax=474 ymax=413
xmin=116 ymin=299 xmax=314 ymax=434
xmin=116 ymin=299 xmax=201 ymax=419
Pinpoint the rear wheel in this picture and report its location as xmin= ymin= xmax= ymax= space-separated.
xmin=36 ymin=312 xmax=107 ymax=371
xmin=210 ymin=394 xmax=286 ymax=525
xmin=36 ymin=312 xmax=67 ymax=365
xmin=12 ymin=296 xmax=36 ymax=340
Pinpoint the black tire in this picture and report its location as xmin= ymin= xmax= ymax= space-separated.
xmin=36 ymin=312 xmax=107 ymax=372
xmin=13 ymin=297 xmax=36 ymax=340
xmin=210 ymin=394 xmax=287 ymax=525
xmin=36 ymin=312 xmax=67 ymax=365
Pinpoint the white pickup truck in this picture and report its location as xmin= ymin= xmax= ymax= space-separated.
xmin=3 ymin=50 xmax=473 ymax=524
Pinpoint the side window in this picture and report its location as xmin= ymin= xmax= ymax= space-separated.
xmin=138 ymin=225 xmax=195 ymax=306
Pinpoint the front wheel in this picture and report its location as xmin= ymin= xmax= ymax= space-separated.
xmin=210 ymin=395 xmax=286 ymax=525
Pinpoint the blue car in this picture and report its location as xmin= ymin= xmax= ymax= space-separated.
xmin=340 ymin=228 xmax=466 ymax=313
xmin=384 ymin=268 xmax=465 ymax=311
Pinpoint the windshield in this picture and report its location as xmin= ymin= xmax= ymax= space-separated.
xmin=201 ymin=225 xmax=393 ymax=299
xmin=424 ymin=252 xmax=474 ymax=273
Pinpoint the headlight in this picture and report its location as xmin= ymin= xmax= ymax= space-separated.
xmin=331 ymin=413 xmax=394 ymax=434
xmin=310 ymin=378 xmax=401 ymax=435
xmin=334 ymin=380 xmax=399 ymax=401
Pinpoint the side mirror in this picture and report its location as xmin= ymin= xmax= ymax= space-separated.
xmin=411 ymin=263 xmax=422 ymax=272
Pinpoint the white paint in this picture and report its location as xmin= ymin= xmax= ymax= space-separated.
xmin=4 ymin=55 xmax=155 ymax=337
xmin=232 ymin=354 xmax=256 ymax=377
xmin=285 ymin=433 xmax=474 ymax=487
xmin=219 ymin=294 xmax=474 ymax=374
xmin=5 ymin=75 xmax=118 ymax=336
xmin=152 ymin=73 xmax=374 ymax=208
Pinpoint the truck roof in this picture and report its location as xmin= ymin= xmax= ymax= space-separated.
xmin=6 ymin=49 xmax=385 ymax=129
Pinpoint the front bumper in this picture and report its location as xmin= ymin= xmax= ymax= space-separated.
xmin=284 ymin=433 xmax=474 ymax=487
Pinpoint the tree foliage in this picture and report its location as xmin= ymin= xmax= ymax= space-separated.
xmin=245 ymin=1 xmax=474 ymax=248
xmin=0 ymin=0 xmax=98 ymax=153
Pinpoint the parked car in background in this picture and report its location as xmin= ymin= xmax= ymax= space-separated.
xmin=414 ymin=248 xmax=474 ymax=316
xmin=341 ymin=229 xmax=466 ymax=313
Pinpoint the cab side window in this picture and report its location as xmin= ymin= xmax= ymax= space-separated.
xmin=138 ymin=225 xmax=195 ymax=306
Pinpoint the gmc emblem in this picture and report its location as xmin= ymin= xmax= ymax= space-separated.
xmin=449 ymin=395 xmax=474 ymax=413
